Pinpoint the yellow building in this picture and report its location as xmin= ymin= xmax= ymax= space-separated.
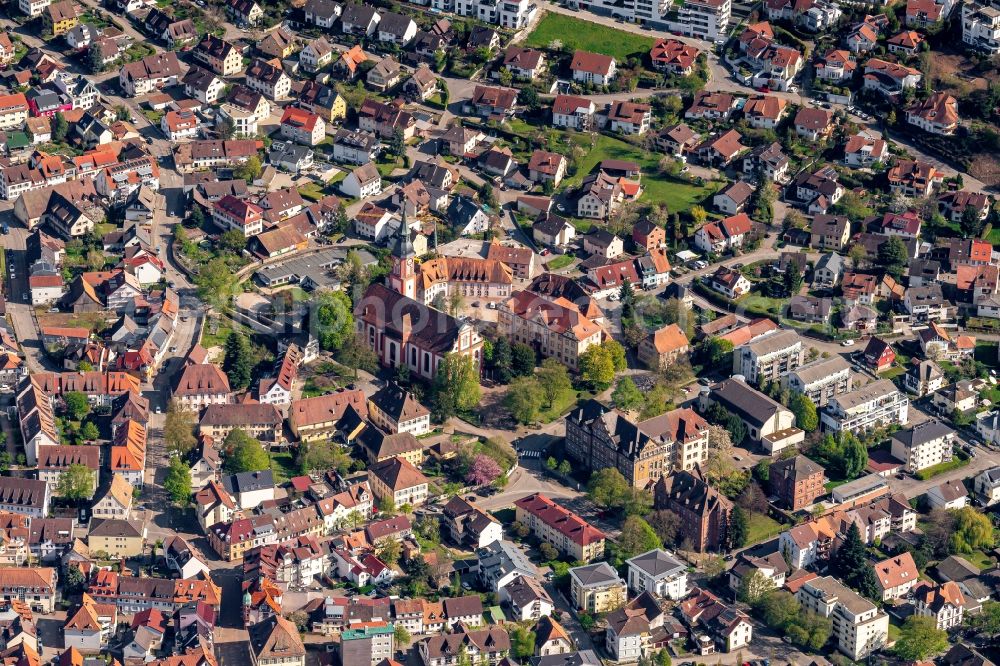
xmin=569 ymin=562 xmax=627 ymax=613
xmin=44 ymin=0 xmax=79 ymax=37
xmin=91 ymin=474 xmax=133 ymax=520
xmin=368 ymin=456 xmax=429 ymax=508
xmin=288 ymin=389 xmax=367 ymax=443
xmin=87 ymin=518 xmax=146 ymax=558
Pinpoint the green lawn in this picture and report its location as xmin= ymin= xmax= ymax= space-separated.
xmin=745 ymin=513 xmax=784 ymax=546
xmin=915 ymin=456 xmax=969 ymax=481
xmin=881 ymin=366 xmax=905 ymax=379
xmin=201 ymin=319 xmax=243 ymax=350
xmin=562 ymin=134 xmax=714 ymax=211
xmin=537 ymin=387 xmax=593 ymax=424
xmin=824 ymin=479 xmax=849 ymax=492
xmin=297 ymin=182 xmax=326 ymax=202
xmin=738 ymin=293 xmax=787 ymax=316
xmin=525 ymin=12 xmax=655 ymax=60
xmin=269 ymin=452 xmax=298 ymax=484
xmin=987 ymin=227 xmax=1000 ymax=245
xmin=959 ymin=549 xmax=996 ymax=569
xmin=547 ymin=254 xmax=575 ymax=270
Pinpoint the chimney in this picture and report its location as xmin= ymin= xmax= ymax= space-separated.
xmin=401 ymin=313 xmax=412 ymax=343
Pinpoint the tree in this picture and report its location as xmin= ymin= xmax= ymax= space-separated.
xmin=604 ymin=340 xmax=627 ymax=372
xmin=842 ymin=432 xmax=868 ymax=479
xmin=835 ymin=191 xmax=874 ymax=222
xmin=63 ymin=392 xmax=90 ymax=421
xmin=432 ymin=353 xmax=481 ymax=420
xmin=164 ymin=402 xmax=197 ymax=456
xmin=216 ymin=116 xmax=235 ymax=139
xmin=478 ymin=181 xmax=497 ymax=208
xmin=968 ymin=600 xmax=1000 ymax=636
xmin=337 ymin=332 xmax=378 ymax=379
xmin=578 ymin=345 xmax=615 ymax=391
xmin=757 ymin=590 xmax=800 ymax=628
xmin=784 ymin=261 xmax=804 ymax=295
xmin=737 ymin=482 xmax=768 ymax=517
xmin=619 ymin=515 xmax=663 ymax=559
xmin=218 ymin=229 xmax=247 ymax=254
xmin=378 ymin=539 xmax=402 ymax=566
xmin=491 ymin=338 xmax=513 ymax=383
xmin=729 ymin=506 xmax=749 ymax=549
xmin=612 ymin=377 xmax=644 ymax=412
xmin=236 ymin=154 xmax=262 ymax=182
xmin=588 ymin=468 xmax=631 ymax=509
xmin=539 ymin=542 xmax=559 ymax=561
xmin=52 ymin=112 xmax=68 ymax=142
xmin=738 ymin=569 xmax=776 ymax=604
xmin=505 ymin=377 xmax=543 ymax=424
xmin=194 ymin=257 xmax=238 ymax=308
xmin=389 ymin=128 xmax=406 ymax=157
xmin=314 ymin=291 xmax=355 ymax=352
xmin=510 ymin=343 xmax=536 ymax=377
xmin=164 ymin=456 xmax=193 ymax=505
xmin=705 ymin=338 xmax=734 ymax=366
xmin=923 ymin=508 xmax=957 ymax=558
xmin=447 ymin=289 xmax=464 ymax=317
xmin=961 ymin=202 xmax=986 ymax=238
xmin=80 ymin=421 xmax=99 ymax=441
xmin=790 ymin=394 xmax=818 ymax=432
xmin=950 ymin=506 xmax=995 ymax=553
xmin=467 ymin=454 xmax=502 ymax=486
xmin=56 ymin=463 xmax=94 ymax=500
xmin=893 ymin=616 xmax=949 ymax=661
xmin=646 ymin=510 xmax=680 ymax=546
xmin=393 ymin=624 xmax=411 ymax=647
xmin=222 ymin=331 xmax=253 ymax=390
xmin=223 ymin=429 xmax=270 ymax=474
xmin=877 ymin=235 xmax=909 ymax=279
xmin=536 ymin=358 xmax=571 ymax=408
xmin=64 ymin=565 xmax=86 ymax=594
xmin=508 ymin=626 xmax=536 ymax=660
xmin=498 ymin=66 xmax=513 ymax=87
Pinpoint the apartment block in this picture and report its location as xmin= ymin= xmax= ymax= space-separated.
xmin=668 ymin=0 xmax=732 ymax=41
xmin=734 ymin=329 xmax=805 ymax=386
xmin=514 ymin=493 xmax=606 ymax=562
xmin=783 ymin=356 xmax=852 ymax=406
xmin=820 ymin=379 xmax=909 ymax=435
xmin=890 ymin=420 xmax=955 ymax=473
xmin=963 ymin=1 xmax=1000 ymax=53
xmin=569 ymin=562 xmax=626 ymax=613
xmin=796 ymin=576 xmax=889 ymax=660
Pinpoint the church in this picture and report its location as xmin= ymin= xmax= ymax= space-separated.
xmin=355 ymin=216 xmax=484 ymax=381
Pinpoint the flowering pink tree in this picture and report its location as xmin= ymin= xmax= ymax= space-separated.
xmin=466 ymin=454 xmax=502 ymax=486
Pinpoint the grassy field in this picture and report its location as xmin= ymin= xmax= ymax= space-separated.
xmin=958 ymin=549 xmax=996 ymax=569
xmin=525 ymin=12 xmax=655 ymax=60
xmin=745 ymin=513 xmax=784 ymax=546
xmin=562 ymin=134 xmax=714 ymax=211
xmin=739 ymin=293 xmax=787 ymax=316
xmin=547 ymin=254 xmax=575 ymax=270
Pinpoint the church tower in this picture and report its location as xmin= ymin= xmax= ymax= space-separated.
xmin=389 ymin=207 xmax=417 ymax=300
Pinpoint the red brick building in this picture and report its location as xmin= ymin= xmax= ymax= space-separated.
xmin=653 ymin=469 xmax=733 ymax=552
xmin=769 ymin=455 xmax=826 ymax=510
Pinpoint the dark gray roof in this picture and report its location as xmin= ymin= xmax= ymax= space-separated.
xmin=891 ymin=419 xmax=952 ymax=448
xmin=570 ymin=562 xmax=621 ymax=587
xmin=222 ymin=470 xmax=274 ymax=495
xmin=626 ymin=549 xmax=685 ymax=578
xmin=709 ymin=377 xmax=784 ymax=429
xmin=770 ymin=454 xmax=824 ymax=481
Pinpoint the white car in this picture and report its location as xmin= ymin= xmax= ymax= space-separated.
xmin=841 ymin=339 xmax=855 ymax=347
